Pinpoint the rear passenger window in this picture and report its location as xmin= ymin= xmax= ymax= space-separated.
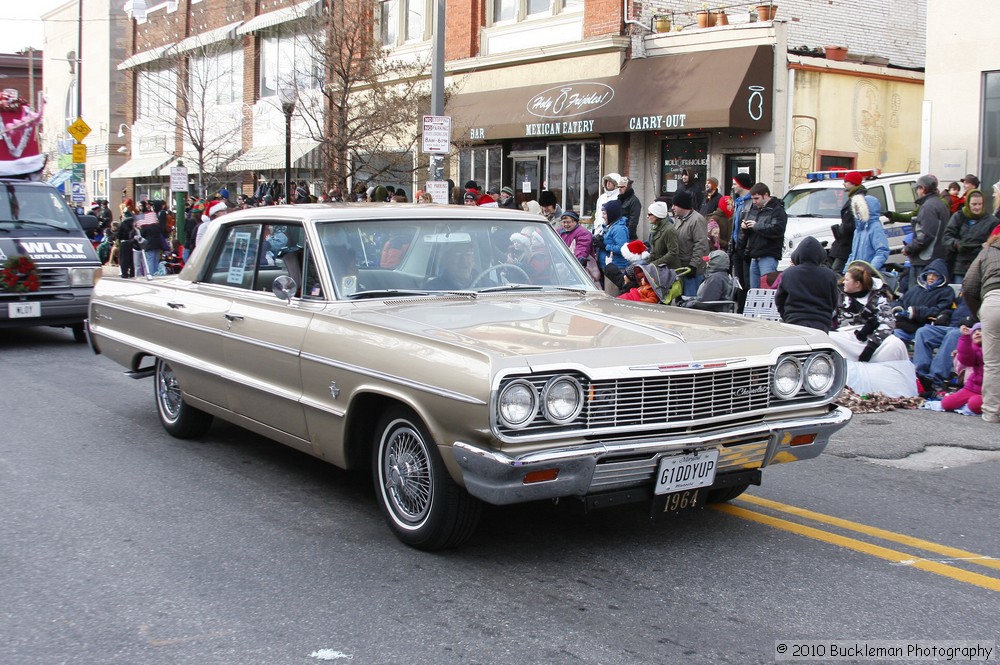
xmin=866 ymin=186 xmax=887 ymax=211
xmin=205 ymin=223 xmax=306 ymax=292
xmin=890 ymin=182 xmax=917 ymax=213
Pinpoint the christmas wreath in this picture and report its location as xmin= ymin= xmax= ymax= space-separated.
xmin=1 ymin=254 xmax=40 ymax=293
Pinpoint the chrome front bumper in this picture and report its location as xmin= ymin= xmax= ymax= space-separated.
xmin=452 ymin=405 xmax=852 ymax=505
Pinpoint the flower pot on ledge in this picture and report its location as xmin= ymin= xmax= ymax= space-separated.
xmin=654 ymin=16 xmax=672 ymax=33
xmin=756 ymin=4 xmax=777 ymax=21
xmin=696 ymin=11 xmax=712 ymax=28
xmin=714 ymin=11 xmax=728 ymax=26
xmin=824 ymin=45 xmax=847 ymax=61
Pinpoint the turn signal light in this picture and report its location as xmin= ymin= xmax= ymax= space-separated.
xmin=789 ymin=434 xmax=817 ymax=446
xmin=523 ymin=469 xmax=559 ymax=484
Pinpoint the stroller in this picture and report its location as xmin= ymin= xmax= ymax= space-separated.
xmin=638 ymin=264 xmax=690 ymax=306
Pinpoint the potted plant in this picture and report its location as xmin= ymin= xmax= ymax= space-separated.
xmin=824 ymin=45 xmax=847 ymax=61
xmin=756 ymin=3 xmax=778 ymax=21
xmin=653 ymin=13 xmax=672 ymax=33
xmin=714 ymin=10 xmax=728 ymax=25
xmin=696 ymin=9 xmax=712 ymax=28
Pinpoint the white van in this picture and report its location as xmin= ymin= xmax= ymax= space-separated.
xmin=779 ymin=170 xmax=919 ymax=269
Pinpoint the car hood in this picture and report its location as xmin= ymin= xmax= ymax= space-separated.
xmin=349 ymin=293 xmax=822 ymax=365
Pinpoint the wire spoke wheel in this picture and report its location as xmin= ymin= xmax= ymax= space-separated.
xmin=154 ymin=358 xmax=212 ymax=439
xmin=382 ymin=425 xmax=433 ymax=524
xmin=156 ymin=360 xmax=184 ymax=423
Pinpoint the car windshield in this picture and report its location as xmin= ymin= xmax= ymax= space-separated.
xmin=314 ymin=217 xmax=596 ymax=297
xmin=0 ymin=182 xmax=80 ymax=229
xmin=782 ymin=187 xmax=848 ymax=218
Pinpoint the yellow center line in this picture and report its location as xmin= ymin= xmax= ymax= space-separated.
xmin=737 ymin=494 xmax=1000 ymax=572
xmin=712 ymin=504 xmax=1000 ymax=593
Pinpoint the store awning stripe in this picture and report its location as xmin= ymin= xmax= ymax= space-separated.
xmin=236 ymin=0 xmax=321 ymax=34
xmin=225 ymin=142 xmax=320 ymax=172
xmin=117 ymin=45 xmax=168 ymax=70
xmin=109 ymin=153 xmax=176 ymax=179
xmin=174 ymin=22 xmax=243 ymax=53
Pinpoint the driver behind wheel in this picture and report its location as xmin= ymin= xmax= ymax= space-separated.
xmin=425 ymin=241 xmax=481 ymax=290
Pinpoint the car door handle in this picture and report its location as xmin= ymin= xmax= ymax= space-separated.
xmin=166 ymin=301 xmax=185 ymax=309
xmin=224 ymin=313 xmax=244 ymax=322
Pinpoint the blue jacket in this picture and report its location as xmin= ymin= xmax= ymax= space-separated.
xmin=895 ymin=258 xmax=955 ymax=334
xmin=847 ymin=195 xmax=890 ymax=270
xmin=600 ymin=216 xmax=631 ymax=270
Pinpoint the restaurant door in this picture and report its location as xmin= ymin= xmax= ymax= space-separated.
xmin=511 ymin=152 xmax=545 ymax=205
xmin=724 ymin=155 xmax=757 ymax=196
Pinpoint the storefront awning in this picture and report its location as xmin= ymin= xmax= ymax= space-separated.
xmin=237 ymin=0 xmax=321 ymax=34
xmin=109 ymin=153 xmax=176 ymax=179
xmin=174 ymin=22 xmax=243 ymax=53
xmin=158 ymin=153 xmax=233 ymax=176
xmin=117 ymin=45 xmax=168 ymax=71
xmin=446 ymin=45 xmax=774 ymax=141
xmin=47 ymin=169 xmax=72 ymax=192
xmin=225 ymin=142 xmax=320 ymax=172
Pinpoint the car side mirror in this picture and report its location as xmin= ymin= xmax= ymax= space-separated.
xmin=272 ymin=275 xmax=298 ymax=302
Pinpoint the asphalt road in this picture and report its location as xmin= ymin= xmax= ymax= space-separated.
xmin=2 ymin=326 xmax=998 ymax=665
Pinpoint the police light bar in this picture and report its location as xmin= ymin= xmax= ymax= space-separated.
xmin=805 ymin=169 xmax=881 ymax=182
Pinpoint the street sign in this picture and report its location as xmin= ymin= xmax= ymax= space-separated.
xmin=70 ymin=181 xmax=86 ymax=203
xmin=421 ymin=115 xmax=451 ymax=154
xmin=71 ymin=163 xmax=85 ymax=179
xmin=67 ymin=117 xmax=91 ymax=143
xmin=170 ymin=165 xmax=189 ymax=193
xmin=425 ymin=180 xmax=449 ymax=204
xmin=72 ymin=144 xmax=87 ymax=163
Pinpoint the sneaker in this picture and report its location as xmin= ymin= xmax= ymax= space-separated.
xmin=983 ymin=413 xmax=1000 ymax=424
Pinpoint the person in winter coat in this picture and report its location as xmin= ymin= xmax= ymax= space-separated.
xmin=830 ymin=261 xmax=907 ymax=363
xmin=682 ymin=250 xmax=736 ymax=310
xmin=775 ymin=236 xmax=840 ymax=332
xmin=671 ymin=190 xmax=709 ymax=297
xmin=739 ymin=182 xmax=788 ymax=290
xmin=646 ymin=201 xmax=681 ymax=270
xmin=960 ymin=232 xmax=1000 ymax=422
xmin=940 ymin=323 xmax=985 ymax=415
xmin=891 ymin=258 xmax=955 ymax=343
xmin=598 ymin=199 xmax=631 ymax=296
xmin=904 ymin=174 xmax=952 ymax=291
xmin=706 ymin=195 xmax=734 ymax=252
xmin=594 ymin=172 xmax=621 ymax=228
xmin=846 ymin=194 xmax=890 ymax=270
xmin=828 ymin=171 xmax=866 ymax=273
xmin=558 ymin=210 xmax=593 ymax=265
xmin=537 ymin=190 xmax=563 ymax=227
xmin=676 ymin=169 xmax=705 ymax=214
xmin=616 ymin=175 xmax=642 ymax=241
xmin=497 ymin=186 xmax=518 ymax=209
xmin=943 ymin=189 xmax=999 ymax=282
xmin=117 ymin=211 xmax=136 ymax=278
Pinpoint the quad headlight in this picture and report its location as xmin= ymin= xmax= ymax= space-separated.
xmin=803 ymin=353 xmax=836 ymax=396
xmin=772 ymin=356 xmax=803 ymax=400
xmin=541 ymin=376 xmax=583 ymax=424
xmin=497 ymin=379 xmax=537 ymax=429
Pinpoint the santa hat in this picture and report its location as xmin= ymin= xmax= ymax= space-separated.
xmin=621 ymin=239 xmax=649 ymax=263
xmin=509 ymin=232 xmax=531 ymax=250
xmin=477 ymin=194 xmax=498 ymax=208
xmin=207 ymin=200 xmax=228 ymax=218
xmin=0 ymin=90 xmax=46 ymax=177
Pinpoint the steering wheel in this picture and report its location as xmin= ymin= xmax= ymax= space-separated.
xmin=470 ymin=263 xmax=531 ymax=288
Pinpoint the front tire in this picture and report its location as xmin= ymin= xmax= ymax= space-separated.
xmin=373 ymin=408 xmax=481 ymax=550
xmin=155 ymin=358 xmax=213 ymax=439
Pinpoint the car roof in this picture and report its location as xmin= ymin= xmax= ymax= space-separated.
xmin=786 ymin=172 xmax=919 ymax=191
xmin=215 ymin=202 xmax=547 ymax=223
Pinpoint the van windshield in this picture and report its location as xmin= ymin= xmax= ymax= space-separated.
xmin=782 ymin=188 xmax=847 ymax=218
xmin=1 ymin=182 xmax=80 ymax=229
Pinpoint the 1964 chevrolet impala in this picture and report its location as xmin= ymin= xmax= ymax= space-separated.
xmin=87 ymin=204 xmax=850 ymax=549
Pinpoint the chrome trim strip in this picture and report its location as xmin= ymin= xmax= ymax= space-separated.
xmin=300 ymin=352 xmax=486 ymax=405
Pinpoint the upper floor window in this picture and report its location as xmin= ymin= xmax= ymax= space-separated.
xmin=260 ymin=28 xmax=319 ymax=98
xmin=380 ymin=0 xmax=430 ymax=47
xmin=491 ymin=0 xmax=582 ymax=24
xmin=189 ymin=48 xmax=243 ymax=106
xmin=136 ymin=67 xmax=177 ymax=119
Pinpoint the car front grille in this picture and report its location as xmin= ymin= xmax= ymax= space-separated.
xmin=37 ymin=266 xmax=70 ymax=288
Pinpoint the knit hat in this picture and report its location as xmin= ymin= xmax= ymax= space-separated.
xmin=477 ymin=194 xmax=498 ymax=207
xmin=463 ymin=191 xmax=477 ymax=202
xmin=707 ymin=219 xmax=720 ymax=234
xmin=843 ymin=171 xmax=864 ymax=187
xmin=647 ymin=201 xmax=669 ymax=219
xmin=971 ymin=322 xmax=982 ymax=332
xmin=732 ymin=173 xmax=752 ymax=190
xmin=621 ymin=240 xmax=649 ymax=263
xmin=717 ymin=195 xmax=734 ymax=217
xmin=538 ymin=190 xmax=557 ymax=207
xmin=464 ymin=180 xmax=479 ymax=191
xmin=672 ymin=190 xmax=693 ymax=210
xmin=706 ymin=176 xmax=719 ymax=187
xmin=916 ymin=174 xmax=938 ymax=191
xmin=500 ymin=186 xmax=514 ymax=197
xmin=561 ymin=210 xmax=580 ymax=222
xmin=603 ymin=199 xmax=622 ymax=221
xmin=218 ymin=187 xmax=229 ymax=199
xmin=962 ymin=174 xmax=980 ymax=187
xmin=617 ymin=175 xmax=630 ymax=187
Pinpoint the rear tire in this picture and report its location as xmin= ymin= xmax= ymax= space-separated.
xmin=706 ymin=483 xmax=750 ymax=504
xmin=373 ymin=407 xmax=481 ymax=550
xmin=155 ymin=358 xmax=213 ymax=439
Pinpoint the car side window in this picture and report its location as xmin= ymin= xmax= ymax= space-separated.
xmin=866 ymin=185 xmax=887 ymax=212
xmin=207 ymin=224 xmax=263 ymax=290
xmin=890 ymin=182 xmax=917 ymax=213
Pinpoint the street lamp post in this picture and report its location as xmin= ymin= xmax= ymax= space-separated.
xmin=278 ymin=87 xmax=296 ymax=204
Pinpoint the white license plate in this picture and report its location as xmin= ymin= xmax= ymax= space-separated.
xmin=654 ymin=448 xmax=719 ymax=495
xmin=8 ymin=302 xmax=41 ymax=318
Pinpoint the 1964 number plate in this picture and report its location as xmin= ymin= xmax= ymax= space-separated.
xmin=654 ymin=448 xmax=719 ymax=495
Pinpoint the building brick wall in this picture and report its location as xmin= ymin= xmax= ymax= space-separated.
xmin=584 ymin=0 xmax=624 ymax=38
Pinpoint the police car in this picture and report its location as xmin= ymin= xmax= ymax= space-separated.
xmin=779 ymin=169 xmax=919 ymax=270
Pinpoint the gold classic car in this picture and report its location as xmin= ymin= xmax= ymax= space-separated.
xmin=87 ymin=203 xmax=851 ymax=550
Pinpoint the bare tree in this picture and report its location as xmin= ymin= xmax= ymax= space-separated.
xmin=293 ymin=0 xmax=442 ymax=194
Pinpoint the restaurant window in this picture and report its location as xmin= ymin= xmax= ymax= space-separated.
xmin=491 ymin=0 xmax=582 ymax=24
xmin=380 ymin=0 xmax=430 ymax=46
xmin=546 ymin=141 xmax=600 ymax=217
xmin=659 ymin=137 xmax=708 ymax=200
xmin=983 ymin=71 xmax=1000 ymax=212
xmin=459 ymin=146 xmax=503 ymax=198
